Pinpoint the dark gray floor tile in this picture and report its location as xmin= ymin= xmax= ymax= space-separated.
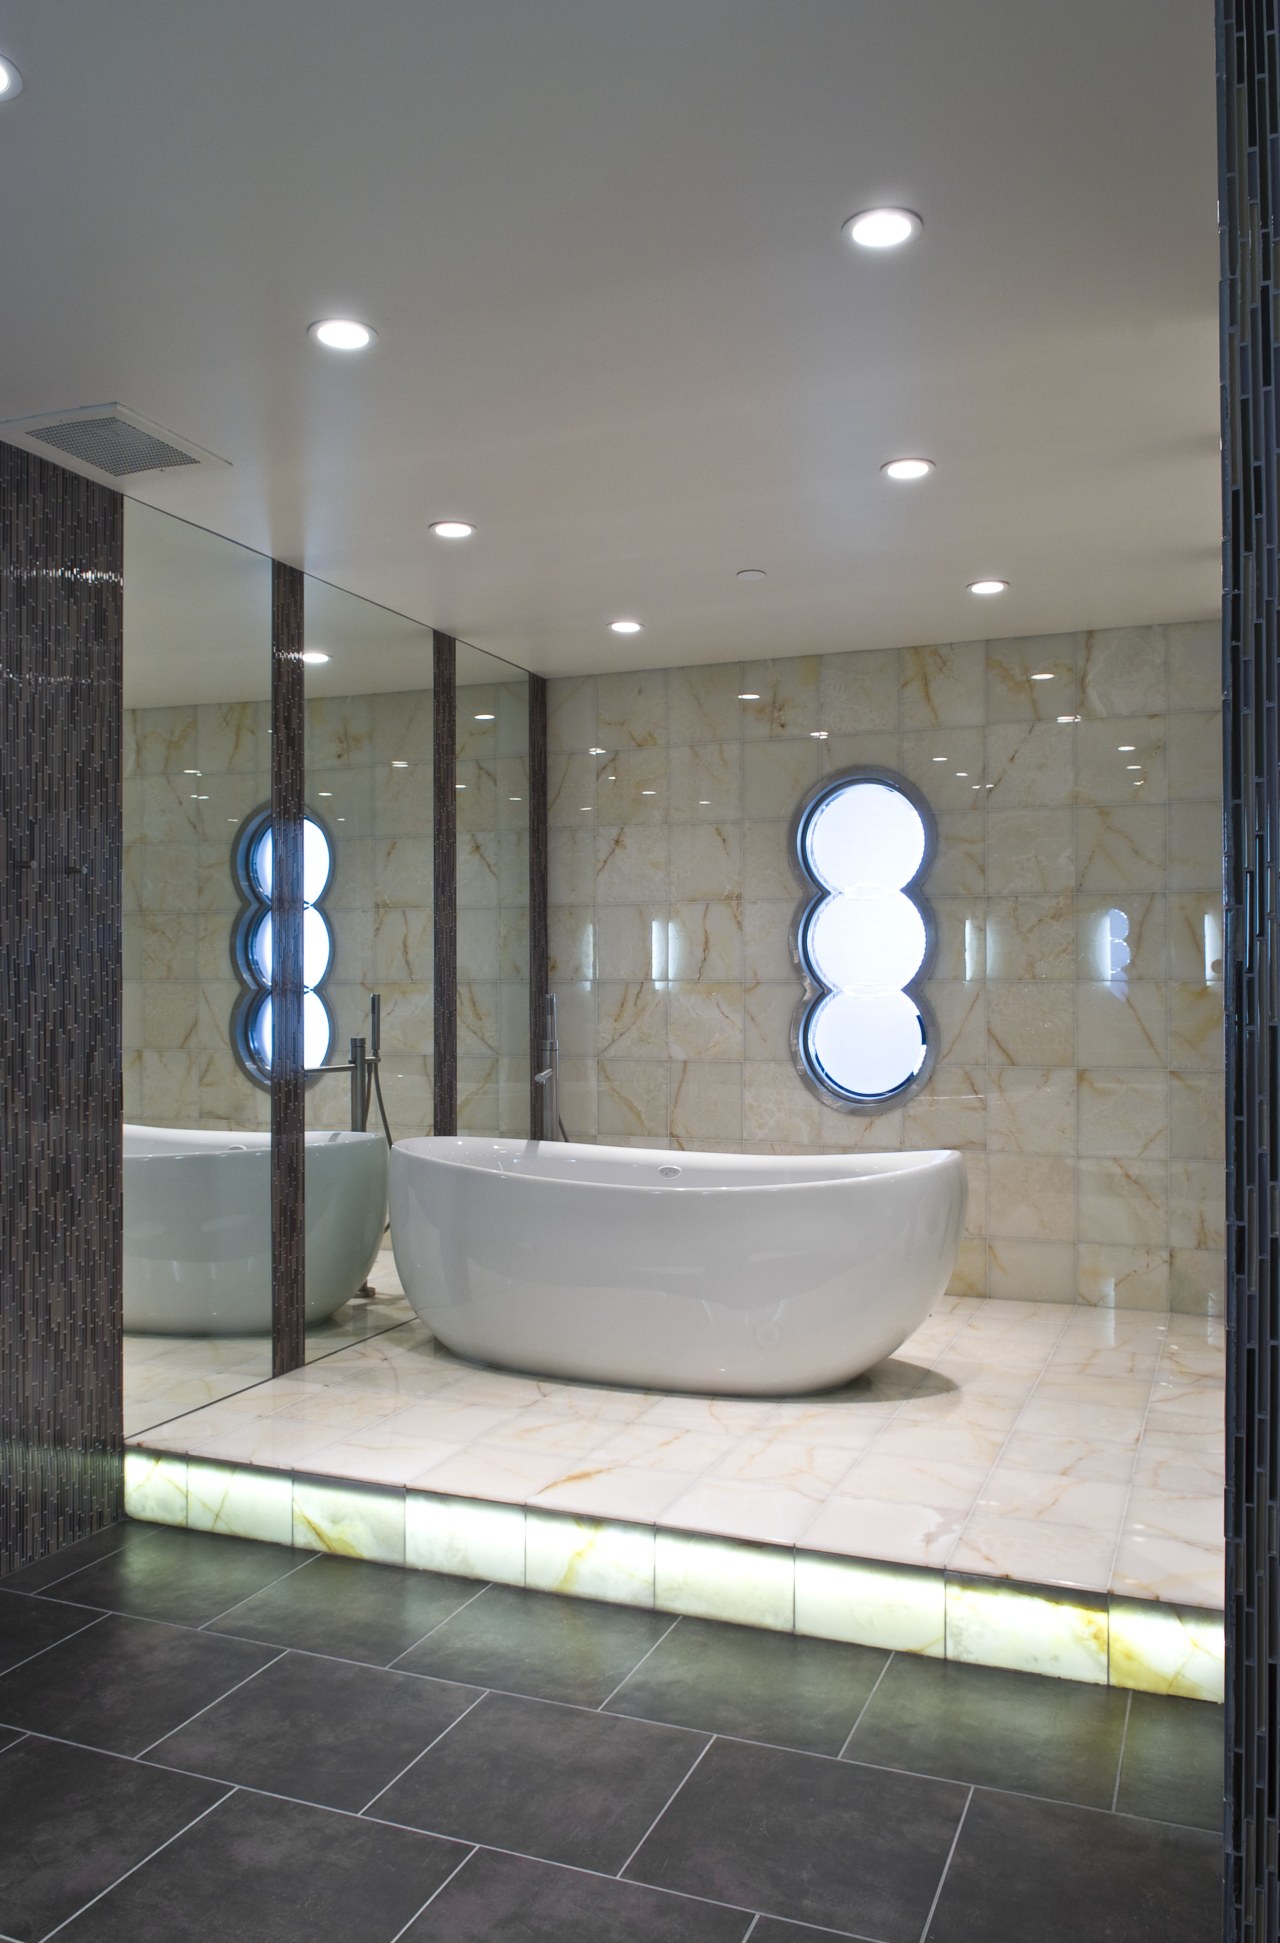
xmin=627 ymin=1734 xmax=966 ymax=1942
xmin=0 ymin=1612 xmax=276 ymax=1755
xmin=374 ymin=1689 xmax=708 ymax=1873
xmin=0 ymin=1728 xmax=23 ymax=1753
xmin=394 ymin=1582 xmax=672 ymax=1704
xmin=0 ymin=1734 xmax=226 ymax=1942
xmin=606 ymin=1616 xmax=888 ymax=1755
xmin=43 ymin=1525 xmax=307 ymax=1627
xmin=206 ymin=1554 xmax=483 ymax=1665
xmin=400 ymin=1847 xmax=752 ymax=1942
xmin=148 ymin=1649 xmax=480 ymax=1811
xmin=0 ymin=1523 xmax=143 ymax=1593
xmin=842 ymin=1654 xmax=1128 ymax=1807
xmin=751 ymin=1923 xmax=878 ymax=1941
xmin=0 ymin=1588 xmax=103 ymax=1675
xmin=54 ymin=1788 xmax=464 ymax=1943
xmin=927 ymin=1788 xmax=1222 ymax=1943
xmin=1116 ymin=1693 xmax=1225 ymax=1830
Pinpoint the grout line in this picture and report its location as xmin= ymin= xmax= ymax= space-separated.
xmin=615 ymin=1733 xmax=715 ymax=1880
xmin=133 ymin=1650 xmax=289 ymax=1759
xmin=383 ymin=1582 xmax=495 ymax=1669
xmin=196 ymin=1552 xmax=323 ymax=1630
xmin=385 ymin=1843 xmax=478 ymax=1942
xmin=358 ymin=1689 xmax=490 ymax=1816
xmin=596 ymin=1614 xmax=683 ymax=1711
xmin=1 ymin=1531 xmax=143 ymax=1596
xmin=836 ymin=1652 xmax=894 ymax=1760
xmin=0 ymin=1610 xmax=109 ymax=1681
xmin=917 ymin=1784 xmax=974 ymax=1943
xmin=740 ymin=1918 xmax=761 ymax=1941
xmin=35 ymin=1788 xmax=233 ymax=1942
xmin=1111 ymin=1689 xmax=1133 ymax=1813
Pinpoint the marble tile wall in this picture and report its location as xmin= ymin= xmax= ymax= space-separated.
xmin=125 ymin=679 xmax=530 ymax=1142
xmin=547 ymin=622 xmax=1225 ymax=1312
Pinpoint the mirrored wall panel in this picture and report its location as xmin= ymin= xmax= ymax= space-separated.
xmin=457 ymin=640 xmax=532 ymax=1137
xmin=122 ymin=502 xmax=275 ymax=1431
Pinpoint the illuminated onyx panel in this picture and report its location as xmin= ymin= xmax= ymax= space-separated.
xmin=791 ymin=769 xmax=937 ymax=1110
xmin=231 ymin=807 xmax=335 ymax=1084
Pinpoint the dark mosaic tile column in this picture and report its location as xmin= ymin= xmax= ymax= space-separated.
xmin=528 ymin=673 xmax=549 ymax=1133
xmin=270 ymin=562 xmax=306 ymax=1375
xmin=1220 ymin=4 xmax=1280 ymax=1935
xmin=0 ymin=440 xmax=124 ymax=1575
xmin=433 ymin=631 xmax=457 ymax=1136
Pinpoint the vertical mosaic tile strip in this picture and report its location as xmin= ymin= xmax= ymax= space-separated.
xmin=529 ymin=673 xmax=549 ymax=1131
xmin=1220 ymin=3 xmax=1280 ymax=1933
xmin=270 ymin=562 xmax=306 ymax=1376
xmin=433 ymin=631 xmax=457 ymax=1134
xmin=0 ymin=439 xmax=124 ymax=1575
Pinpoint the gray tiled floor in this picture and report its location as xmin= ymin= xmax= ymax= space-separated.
xmin=0 ymin=1523 xmax=1224 ymax=1942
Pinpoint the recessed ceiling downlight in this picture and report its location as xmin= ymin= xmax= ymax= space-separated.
xmin=431 ymin=521 xmax=474 ymax=539
xmin=610 ymin=620 xmax=643 ymax=634
xmin=309 ymin=318 xmax=376 ymax=351
xmin=843 ymin=208 xmax=922 ymax=250
xmin=0 ymin=55 xmax=23 ymax=98
xmin=736 ymin=568 xmax=767 ymax=581
xmin=968 ymin=579 xmax=1008 ymax=596
xmin=300 ymin=651 xmax=330 ymax=666
xmin=881 ymin=458 xmax=934 ymax=481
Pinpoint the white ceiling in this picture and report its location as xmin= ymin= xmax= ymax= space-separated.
xmin=1 ymin=0 xmax=1220 ymax=678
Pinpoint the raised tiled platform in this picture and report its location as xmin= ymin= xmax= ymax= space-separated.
xmin=124 ymin=1289 xmax=1225 ymax=1703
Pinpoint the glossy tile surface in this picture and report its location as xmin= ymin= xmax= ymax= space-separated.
xmin=0 ymin=1527 xmax=1223 ymax=1943
xmin=127 ymin=1294 xmax=1224 ymax=1610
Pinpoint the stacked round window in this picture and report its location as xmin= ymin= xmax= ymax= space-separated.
xmin=231 ymin=808 xmax=336 ymax=1084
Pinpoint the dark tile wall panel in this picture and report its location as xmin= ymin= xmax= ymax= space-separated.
xmin=433 ymin=631 xmax=457 ymax=1136
xmin=270 ymin=563 xmax=306 ymax=1376
xmin=528 ymin=673 xmax=549 ymax=1133
xmin=0 ymin=440 xmax=124 ymax=1575
xmin=1220 ymin=4 xmax=1280 ymax=1936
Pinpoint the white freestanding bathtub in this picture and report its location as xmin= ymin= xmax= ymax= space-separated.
xmin=124 ymin=1126 xmax=388 ymax=1335
xmin=389 ymin=1137 xmax=966 ymax=1395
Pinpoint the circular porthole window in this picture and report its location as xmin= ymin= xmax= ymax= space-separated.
xmin=790 ymin=769 xmax=937 ymax=1110
xmin=230 ymin=807 xmax=336 ymax=1086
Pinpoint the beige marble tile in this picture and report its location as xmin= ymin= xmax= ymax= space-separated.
xmin=655 ymin=1529 xmax=794 ymax=1630
xmin=946 ymin=1576 xmax=1109 ymax=1685
xmin=930 ymin=981 xmax=987 ymax=1063
xmin=818 ymin=649 xmax=900 ymax=733
xmin=1077 ymin=806 xmax=1167 ymax=891
xmin=984 ymin=809 xmax=1075 ymax=895
xmin=1074 ymin=717 xmax=1167 ymax=805
xmin=1168 ymin=982 xmax=1224 ymax=1070
xmin=548 ymin=675 xmax=597 ymax=759
xmin=595 ymin=981 xmax=668 ymax=1059
xmin=668 ymin=983 xmax=744 ymax=1061
xmin=1075 ymin=893 xmax=1166 ymax=983
xmin=795 ymin=1551 xmax=945 ymax=1655
xmin=904 ymin=1065 xmax=986 ymax=1149
xmin=667 ymin=663 xmax=746 ymax=745
xmin=525 ymin=1511 xmax=656 ymax=1604
xmin=1078 ymin=1070 xmax=1168 ymax=1158
xmin=742 ymin=1062 xmax=820 ymax=1144
xmin=594 ymin=824 xmax=669 ymax=904
xmin=668 ymin=823 xmax=741 ymax=902
xmin=1166 ymin=619 xmax=1221 ymax=710
xmin=1168 ymin=1160 xmax=1226 ymax=1251
xmin=186 ymin=1459 xmax=293 ymax=1543
xmin=661 ymin=1476 xmax=820 ymax=1546
xmin=985 ymin=635 xmax=1081 ymax=723
xmin=292 ymin=1475 xmax=405 ymax=1565
xmin=986 ymin=1239 xmax=1078 ymax=1304
xmin=1081 ymin=626 xmax=1168 ymax=718
xmin=1167 ymin=800 xmax=1224 ymax=893
xmin=741 ymin=820 xmax=799 ymax=901
xmin=1166 ymin=711 xmax=1222 ymax=801
xmin=987 ymin=1153 xmax=1075 ymax=1243
xmin=986 ymin=721 xmax=1075 ymax=808
xmin=595 ymin=902 xmax=666 ymax=981
xmin=986 ymin=985 xmax=1073 ymax=1067
xmin=669 ymin=898 xmax=743 ymax=984
xmin=739 ymin=655 xmax=820 ymax=739
xmin=901 ymin=728 xmax=987 ymax=809
xmin=668 ymin=741 xmax=743 ymax=823
xmin=985 ymin=897 xmax=1074 ymax=982
xmin=1077 ymin=1244 xmax=1171 ymax=1311
xmin=902 ymin=642 xmax=986 ymax=728
xmin=1111 ymin=1532 xmax=1223 ymax=1610
xmin=597 ymin=1058 xmax=669 ymax=1138
xmin=1076 ymin=982 xmax=1167 ymax=1068
xmin=742 ymin=899 xmax=798 ymax=986
xmin=406 ymin=1490 xmax=526 ymax=1584
xmin=123 ymin=1449 xmax=189 ymax=1526
xmin=741 ymin=738 xmax=818 ymax=817
xmin=1169 ymin=1249 xmax=1225 ymax=1316
xmin=596 ymin=669 xmax=668 ymax=750
xmin=1109 ymin=1598 xmax=1223 ymax=1701
xmin=987 ymin=1067 xmax=1075 ymax=1154
xmin=1077 ymin=1158 xmax=1168 ymax=1246
xmin=800 ymin=1493 xmax=964 ymax=1570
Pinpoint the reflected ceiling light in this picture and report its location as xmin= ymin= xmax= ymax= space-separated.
xmin=473 ymin=711 xmax=495 ymax=721
xmin=967 ymin=579 xmax=1008 ymax=596
xmin=391 ymin=760 xmax=409 ymax=768
xmin=810 ymin=730 xmax=829 ymax=739
xmin=309 ymin=318 xmax=376 ymax=351
xmin=843 ymin=207 xmax=922 ymax=249
xmin=931 ymin=755 xmax=947 ymax=762
xmin=588 ymin=746 xmax=607 ymax=755
xmin=738 ymin=690 xmax=761 ymax=701
xmin=300 ymin=650 xmax=330 ymax=665
xmin=1057 ymin=713 xmax=1082 ymax=724
xmin=183 ymin=768 xmax=202 ymax=776
xmin=509 ymin=796 xmax=522 ymax=802
xmin=736 ymin=568 xmax=767 ymax=580
xmin=431 ymin=521 xmax=474 ymax=539
xmin=317 ymin=790 xmax=333 ymax=798
xmin=698 ymin=798 xmax=711 ymax=805
xmin=881 ymin=458 xmax=934 ymax=481
xmin=610 ymin=619 xmax=643 ymax=634
xmin=641 ymin=788 xmax=657 ymax=796
xmin=1133 ymin=778 xmax=1145 ymax=786
xmin=0 ymin=56 xmax=24 ymax=99
xmin=455 ymin=783 xmax=466 ymax=790
xmin=1030 ymin=672 xmax=1054 ymax=681
xmin=1118 ymin=744 xmax=1136 ymax=752
xmin=1126 ymin=764 xmax=1142 ymax=771
xmin=955 ymin=772 xmax=969 ymax=778
xmin=580 ymin=805 xmax=592 ymax=811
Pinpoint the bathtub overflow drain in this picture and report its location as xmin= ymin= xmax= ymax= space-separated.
xmin=658 ymin=1165 xmax=681 ymax=1178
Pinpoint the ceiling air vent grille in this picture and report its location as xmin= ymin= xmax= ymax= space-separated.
xmin=25 ymin=415 xmax=199 ymax=477
xmin=0 ymin=404 xmax=229 ymax=481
